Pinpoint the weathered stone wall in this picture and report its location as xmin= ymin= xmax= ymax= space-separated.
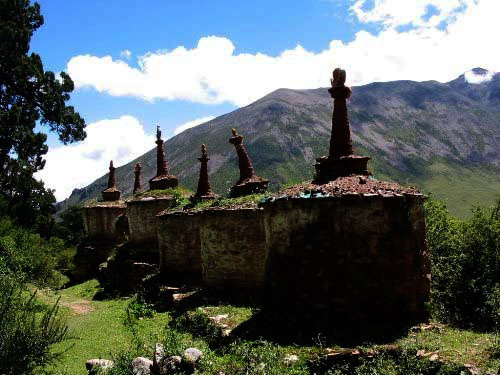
xmin=156 ymin=194 xmax=430 ymax=327
xmin=127 ymin=197 xmax=176 ymax=244
xmin=263 ymin=195 xmax=430 ymax=326
xmin=82 ymin=203 xmax=127 ymax=240
xmin=200 ymin=208 xmax=268 ymax=289
xmin=158 ymin=211 xmax=202 ymax=276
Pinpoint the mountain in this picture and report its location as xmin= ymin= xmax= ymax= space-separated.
xmin=58 ymin=69 xmax=500 ymax=217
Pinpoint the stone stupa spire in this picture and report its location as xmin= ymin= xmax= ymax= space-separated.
xmin=313 ymin=68 xmax=370 ymax=184
xmin=193 ymin=144 xmax=218 ymax=201
xmin=229 ymin=128 xmax=268 ymax=197
xmin=101 ymin=160 xmax=121 ymax=201
xmin=149 ymin=125 xmax=178 ymax=190
xmin=133 ymin=162 xmax=142 ymax=194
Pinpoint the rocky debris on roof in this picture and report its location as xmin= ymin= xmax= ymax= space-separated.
xmin=272 ymin=175 xmax=421 ymax=199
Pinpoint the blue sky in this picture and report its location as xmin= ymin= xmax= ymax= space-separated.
xmin=32 ymin=0 xmax=500 ymax=200
xmin=32 ymin=0 xmax=367 ymax=142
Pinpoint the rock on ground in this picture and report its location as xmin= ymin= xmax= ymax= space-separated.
xmin=132 ymin=356 xmax=153 ymax=375
xmin=86 ymin=358 xmax=114 ymax=374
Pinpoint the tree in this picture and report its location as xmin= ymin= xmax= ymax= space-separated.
xmin=0 ymin=0 xmax=86 ymax=228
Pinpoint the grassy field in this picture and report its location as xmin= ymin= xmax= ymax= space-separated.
xmin=36 ymin=281 xmax=169 ymax=375
xmin=35 ymin=280 xmax=500 ymax=375
xmin=419 ymin=162 xmax=500 ymax=218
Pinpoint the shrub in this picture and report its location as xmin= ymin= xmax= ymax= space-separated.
xmin=171 ymin=309 xmax=223 ymax=347
xmin=0 ymin=278 xmax=68 ymax=375
xmin=426 ymin=198 xmax=500 ymax=331
xmin=0 ymin=217 xmax=75 ymax=288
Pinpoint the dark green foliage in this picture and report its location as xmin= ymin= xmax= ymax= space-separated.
xmin=426 ymin=197 xmax=500 ymax=331
xmin=104 ymin=352 xmax=135 ymax=375
xmin=54 ymin=205 xmax=86 ymax=246
xmin=0 ymin=279 xmax=68 ymax=375
xmin=198 ymin=340 xmax=309 ymax=375
xmin=172 ymin=309 xmax=223 ymax=347
xmin=125 ymin=296 xmax=155 ymax=325
xmin=0 ymin=217 xmax=75 ymax=287
xmin=0 ymin=0 xmax=86 ymax=227
xmin=310 ymin=349 xmax=466 ymax=375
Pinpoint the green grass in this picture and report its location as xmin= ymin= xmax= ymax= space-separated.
xmin=37 ymin=281 xmax=170 ymax=375
xmin=418 ymin=162 xmax=500 ymax=218
xmin=133 ymin=187 xmax=192 ymax=199
xmin=188 ymin=193 xmax=268 ymax=211
xmin=36 ymin=281 xmax=500 ymax=374
xmin=398 ymin=325 xmax=500 ymax=372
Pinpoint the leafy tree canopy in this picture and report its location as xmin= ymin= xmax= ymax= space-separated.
xmin=0 ymin=0 xmax=86 ymax=228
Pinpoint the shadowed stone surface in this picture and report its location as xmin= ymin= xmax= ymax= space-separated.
xmin=158 ymin=210 xmax=202 ymax=275
xmin=82 ymin=202 xmax=126 ymax=240
xmin=127 ymin=196 xmax=178 ymax=245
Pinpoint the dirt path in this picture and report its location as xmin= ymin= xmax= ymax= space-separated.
xmin=62 ymin=299 xmax=95 ymax=315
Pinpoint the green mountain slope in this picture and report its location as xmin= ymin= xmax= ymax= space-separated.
xmin=58 ymin=69 xmax=500 ymax=217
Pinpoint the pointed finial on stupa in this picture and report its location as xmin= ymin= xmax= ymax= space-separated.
xmin=101 ymin=160 xmax=121 ymax=201
xmin=313 ymin=67 xmax=370 ymax=183
xmin=228 ymin=128 xmax=268 ymax=197
xmin=193 ymin=144 xmax=217 ymax=201
xmin=133 ymin=162 xmax=142 ymax=194
xmin=149 ymin=125 xmax=178 ymax=190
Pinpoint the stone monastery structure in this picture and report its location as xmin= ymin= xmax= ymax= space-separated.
xmin=82 ymin=68 xmax=430 ymax=328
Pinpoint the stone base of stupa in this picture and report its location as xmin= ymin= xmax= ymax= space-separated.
xmin=314 ymin=154 xmax=371 ymax=184
xmin=101 ymin=187 xmax=121 ymax=202
xmin=230 ymin=176 xmax=269 ymax=198
xmin=149 ymin=175 xmax=178 ymax=190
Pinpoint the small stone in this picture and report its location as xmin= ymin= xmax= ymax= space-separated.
xmin=163 ymin=356 xmax=182 ymax=374
xmin=153 ymin=343 xmax=165 ymax=369
xmin=209 ymin=314 xmax=229 ymax=323
xmin=132 ymin=357 xmax=153 ymax=375
xmin=86 ymin=359 xmax=114 ymax=374
xmin=284 ymin=354 xmax=299 ymax=365
xmin=183 ymin=348 xmax=203 ymax=364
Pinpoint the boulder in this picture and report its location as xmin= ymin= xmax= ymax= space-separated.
xmin=86 ymin=358 xmax=114 ymax=374
xmin=182 ymin=348 xmax=203 ymax=371
xmin=132 ymin=356 xmax=153 ymax=375
xmin=155 ymin=355 xmax=182 ymax=374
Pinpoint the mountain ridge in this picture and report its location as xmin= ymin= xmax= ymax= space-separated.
xmin=57 ymin=70 xmax=500 ymax=217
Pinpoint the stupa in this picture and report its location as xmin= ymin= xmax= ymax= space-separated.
xmin=193 ymin=144 xmax=218 ymax=201
xmin=101 ymin=160 xmax=121 ymax=201
xmin=314 ymin=68 xmax=371 ymax=183
xmin=229 ymin=128 xmax=268 ymax=197
xmin=149 ymin=126 xmax=178 ymax=190
xmin=133 ymin=163 xmax=142 ymax=194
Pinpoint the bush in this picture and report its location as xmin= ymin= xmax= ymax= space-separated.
xmin=0 ymin=278 xmax=68 ymax=375
xmin=0 ymin=217 xmax=75 ymax=288
xmin=426 ymin=198 xmax=500 ymax=331
xmin=172 ymin=309 xmax=223 ymax=347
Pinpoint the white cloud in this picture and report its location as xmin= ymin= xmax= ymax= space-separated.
xmin=173 ymin=116 xmax=216 ymax=135
xmin=350 ymin=0 xmax=472 ymax=29
xmin=67 ymin=0 xmax=499 ymax=107
xmin=120 ymin=49 xmax=132 ymax=59
xmin=36 ymin=115 xmax=155 ymax=201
